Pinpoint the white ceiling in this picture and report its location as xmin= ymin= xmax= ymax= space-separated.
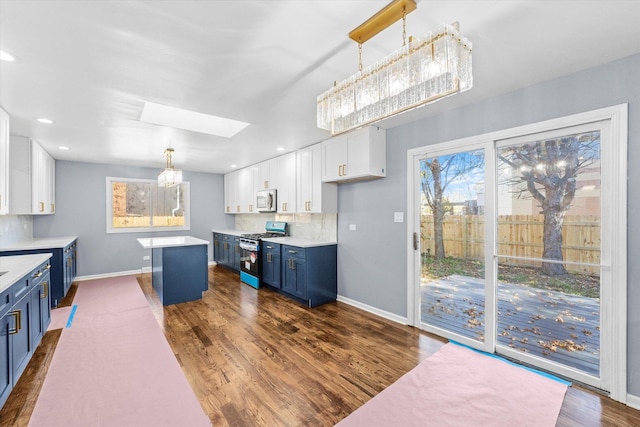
xmin=1 ymin=0 xmax=640 ymax=174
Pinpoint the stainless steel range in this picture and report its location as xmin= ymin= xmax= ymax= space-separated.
xmin=239 ymin=221 xmax=288 ymax=288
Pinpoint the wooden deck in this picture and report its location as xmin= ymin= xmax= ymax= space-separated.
xmin=421 ymin=274 xmax=600 ymax=376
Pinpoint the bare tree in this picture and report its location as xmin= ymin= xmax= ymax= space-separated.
xmin=421 ymin=152 xmax=483 ymax=259
xmin=498 ymin=132 xmax=600 ymax=276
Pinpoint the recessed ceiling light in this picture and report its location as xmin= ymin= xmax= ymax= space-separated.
xmin=139 ymin=101 xmax=249 ymax=138
xmin=276 ymin=147 xmax=285 ymax=151
xmin=0 ymin=50 xmax=17 ymax=62
xmin=36 ymin=117 xmax=54 ymax=124
xmin=230 ymin=164 xmax=237 ymax=168
xmin=58 ymin=146 xmax=70 ymax=150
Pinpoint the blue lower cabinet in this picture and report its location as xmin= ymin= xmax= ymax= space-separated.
xmin=0 ymin=257 xmax=51 ymax=410
xmin=281 ymin=244 xmax=336 ymax=308
xmin=151 ymin=244 xmax=208 ymax=306
xmin=0 ymin=313 xmax=12 ymax=408
xmin=0 ymin=239 xmax=77 ymax=308
xmin=262 ymin=243 xmax=281 ymax=288
xmin=212 ymin=233 xmax=241 ymax=272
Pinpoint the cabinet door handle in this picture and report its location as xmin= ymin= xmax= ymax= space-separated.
xmin=9 ymin=310 xmax=21 ymax=334
xmin=41 ymin=281 xmax=49 ymax=299
xmin=39 ymin=201 xmax=45 ymax=212
xmin=226 ymin=206 xmax=230 ymax=213
xmin=51 ymin=203 xmax=55 ymax=212
xmin=343 ymin=164 xmax=347 ymax=176
xmin=237 ymin=205 xmax=240 ymax=212
xmin=264 ymin=180 xmax=268 ymax=189
xmin=290 ymin=259 xmax=296 ymax=270
xmin=338 ymin=165 xmax=342 ymax=176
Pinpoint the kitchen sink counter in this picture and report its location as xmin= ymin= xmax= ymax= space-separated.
xmin=261 ymin=236 xmax=337 ymax=248
xmin=0 ymin=236 xmax=78 ymax=253
xmin=0 ymin=253 xmax=52 ymax=293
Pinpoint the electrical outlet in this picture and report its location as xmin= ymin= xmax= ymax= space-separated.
xmin=143 ymin=256 xmax=150 ymax=261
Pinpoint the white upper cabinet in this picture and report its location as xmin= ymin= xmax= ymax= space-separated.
xmin=297 ymin=143 xmax=337 ymax=213
xmin=238 ymin=166 xmax=255 ymax=213
xmin=322 ymin=126 xmax=386 ymax=183
xmin=275 ymin=152 xmax=296 ymax=213
xmin=9 ymin=136 xmax=55 ymax=215
xmin=0 ymin=107 xmax=9 ymax=215
xmin=254 ymin=158 xmax=276 ymax=191
xmin=224 ymin=169 xmax=238 ymax=213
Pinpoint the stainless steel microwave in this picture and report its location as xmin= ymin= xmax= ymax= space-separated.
xmin=256 ymin=189 xmax=277 ymax=212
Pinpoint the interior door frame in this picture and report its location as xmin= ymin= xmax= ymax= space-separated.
xmin=406 ymin=104 xmax=628 ymax=402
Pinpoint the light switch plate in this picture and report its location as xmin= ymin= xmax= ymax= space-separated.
xmin=394 ymin=212 xmax=404 ymax=223
xmin=349 ymin=224 xmax=357 ymax=231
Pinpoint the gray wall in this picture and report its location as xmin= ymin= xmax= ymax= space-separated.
xmin=336 ymin=53 xmax=640 ymax=394
xmin=33 ymin=160 xmax=234 ymax=276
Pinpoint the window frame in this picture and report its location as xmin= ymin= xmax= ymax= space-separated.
xmin=105 ymin=176 xmax=191 ymax=234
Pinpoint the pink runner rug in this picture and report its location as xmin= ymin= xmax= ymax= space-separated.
xmin=29 ymin=276 xmax=210 ymax=427
xmin=337 ymin=342 xmax=568 ymax=426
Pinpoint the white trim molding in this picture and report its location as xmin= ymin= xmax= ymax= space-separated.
xmin=75 ymin=270 xmax=143 ymax=282
xmin=627 ymin=394 xmax=640 ymax=411
xmin=337 ymin=295 xmax=408 ymax=325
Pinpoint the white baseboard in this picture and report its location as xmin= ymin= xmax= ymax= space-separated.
xmin=627 ymin=393 xmax=640 ymax=410
xmin=77 ymin=262 xmax=217 ymax=281
xmin=337 ymin=295 xmax=408 ymax=325
xmin=74 ymin=269 xmax=144 ymax=282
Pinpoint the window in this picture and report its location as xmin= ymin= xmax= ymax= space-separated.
xmin=106 ymin=177 xmax=190 ymax=233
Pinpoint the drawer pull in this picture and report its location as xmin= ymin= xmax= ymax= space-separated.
xmin=288 ymin=250 xmax=297 ymax=254
xmin=32 ymin=271 xmax=43 ymax=278
xmin=9 ymin=310 xmax=21 ymax=334
xmin=44 ymin=264 xmax=52 ymax=270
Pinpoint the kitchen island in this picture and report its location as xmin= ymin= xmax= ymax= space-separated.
xmin=137 ymin=236 xmax=209 ymax=306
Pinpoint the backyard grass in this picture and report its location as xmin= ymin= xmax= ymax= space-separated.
xmin=421 ymin=256 xmax=600 ymax=299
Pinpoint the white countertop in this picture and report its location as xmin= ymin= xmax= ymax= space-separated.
xmin=0 ymin=236 xmax=78 ymax=253
xmin=137 ymin=236 xmax=209 ymax=249
xmin=261 ymin=237 xmax=337 ymax=248
xmin=0 ymin=253 xmax=52 ymax=293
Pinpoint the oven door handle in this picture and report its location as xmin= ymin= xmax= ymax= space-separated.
xmin=239 ymin=242 xmax=259 ymax=251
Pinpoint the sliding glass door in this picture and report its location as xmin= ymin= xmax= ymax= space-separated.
xmin=417 ymin=146 xmax=491 ymax=349
xmin=408 ymin=105 xmax=627 ymax=397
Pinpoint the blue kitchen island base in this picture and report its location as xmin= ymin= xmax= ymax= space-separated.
xmin=152 ymin=245 xmax=208 ymax=305
xmin=138 ymin=236 xmax=209 ymax=306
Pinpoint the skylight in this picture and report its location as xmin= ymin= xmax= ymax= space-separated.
xmin=139 ymin=101 xmax=249 ymax=138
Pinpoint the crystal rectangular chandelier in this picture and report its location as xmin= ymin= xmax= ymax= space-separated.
xmin=317 ymin=0 xmax=473 ymax=135
xmin=158 ymin=148 xmax=183 ymax=187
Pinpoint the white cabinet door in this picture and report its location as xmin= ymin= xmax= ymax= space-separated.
xmin=9 ymin=137 xmax=54 ymax=215
xmin=31 ymin=141 xmax=49 ymax=214
xmin=0 ymin=107 xmax=9 ymax=215
xmin=297 ymin=144 xmax=337 ymax=213
xmin=237 ymin=167 xmax=255 ymax=213
xmin=224 ymin=170 xmax=238 ymax=214
xmin=256 ymin=159 xmax=275 ymax=190
xmin=321 ymin=126 xmax=386 ymax=183
xmin=321 ymin=134 xmax=347 ymax=182
xmin=276 ymin=152 xmax=296 ymax=213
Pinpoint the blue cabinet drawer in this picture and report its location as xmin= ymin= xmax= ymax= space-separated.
xmin=282 ymin=245 xmax=305 ymax=260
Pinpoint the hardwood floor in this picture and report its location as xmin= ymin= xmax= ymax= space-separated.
xmin=2 ymin=265 xmax=640 ymax=426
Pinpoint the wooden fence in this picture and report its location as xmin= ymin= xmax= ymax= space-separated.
xmin=420 ymin=215 xmax=601 ymax=275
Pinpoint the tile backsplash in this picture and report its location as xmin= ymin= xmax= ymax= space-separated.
xmin=0 ymin=215 xmax=33 ymax=246
xmin=235 ymin=213 xmax=337 ymax=242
